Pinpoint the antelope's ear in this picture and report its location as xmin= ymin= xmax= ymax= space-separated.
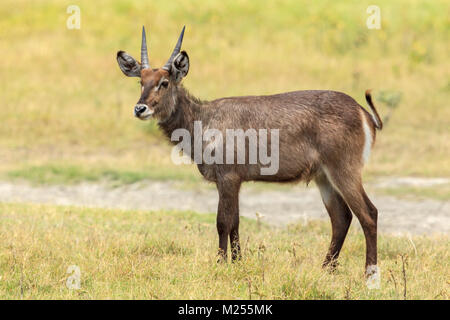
xmin=171 ymin=51 xmax=189 ymax=83
xmin=116 ymin=51 xmax=141 ymax=77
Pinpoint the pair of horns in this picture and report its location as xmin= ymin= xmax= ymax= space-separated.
xmin=140 ymin=25 xmax=185 ymax=71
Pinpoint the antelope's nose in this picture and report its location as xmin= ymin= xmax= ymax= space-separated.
xmin=134 ymin=104 xmax=148 ymax=117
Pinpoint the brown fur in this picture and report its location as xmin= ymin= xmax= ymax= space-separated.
xmin=118 ymin=54 xmax=383 ymax=275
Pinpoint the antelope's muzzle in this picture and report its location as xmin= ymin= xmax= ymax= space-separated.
xmin=134 ymin=104 xmax=153 ymax=120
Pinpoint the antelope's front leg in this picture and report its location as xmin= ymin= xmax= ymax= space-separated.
xmin=230 ymin=212 xmax=241 ymax=262
xmin=216 ymin=175 xmax=241 ymax=262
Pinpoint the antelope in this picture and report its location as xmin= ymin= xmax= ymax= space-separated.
xmin=116 ymin=26 xmax=383 ymax=285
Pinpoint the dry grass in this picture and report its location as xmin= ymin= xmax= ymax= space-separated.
xmin=0 ymin=202 xmax=448 ymax=299
xmin=0 ymin=0 xmax=449 ymax=181
xmin=1 ymin=2 xmax=448 ymax=300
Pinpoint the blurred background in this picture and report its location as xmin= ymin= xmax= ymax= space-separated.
xmin=0 ymin=0 xmax=449 ymax=300
xmin=0 ymin=0 xmax=449 ymax=197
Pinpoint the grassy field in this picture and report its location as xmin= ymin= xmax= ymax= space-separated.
xmin=0 ymin=0 xmax=449 ymax=184
xmin=0 ymin=202 xmax=448 ymax=299
xmin=0 ymin=0 xmax=448 ymax=301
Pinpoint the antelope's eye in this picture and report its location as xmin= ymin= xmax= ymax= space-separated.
xmin=160 ymin=79 xmax=169 ymax=88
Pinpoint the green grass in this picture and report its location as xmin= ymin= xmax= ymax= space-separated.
xmin=0 ymin=0 xmax=449 ymax=181
xmin=5 ymin=164 xmax=449 ymax=201
xmin=6 ymin=164 xmax=201 ymax=185
xmin=373 ymin=184 xmax=450 ymax=201
xmin=0 ymin=202 xmax=448 ymax=299
xmin=1 ymin=2 xmax=447 ymax=300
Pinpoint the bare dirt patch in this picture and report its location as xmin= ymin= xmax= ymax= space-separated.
xmin=0 ymin=179 xmax=448 ymax=235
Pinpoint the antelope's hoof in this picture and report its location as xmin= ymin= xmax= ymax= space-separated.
xmin=217 ymin=250 xmax=227 ymax=263
xmin=322 ymin=259 xmax=339 ymax=273
xmin=365 ymin=265 xmax=381 ymax=289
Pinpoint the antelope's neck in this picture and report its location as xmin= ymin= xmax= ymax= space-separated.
xmin=157 ymin=85 xmax=205 ymax=144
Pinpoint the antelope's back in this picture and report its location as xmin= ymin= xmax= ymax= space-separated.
xmin=206 ymin=90 xmax=368 ymax=182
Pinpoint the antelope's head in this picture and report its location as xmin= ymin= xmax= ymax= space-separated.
xmin=116 ymin=26 xmax=189 ymax=120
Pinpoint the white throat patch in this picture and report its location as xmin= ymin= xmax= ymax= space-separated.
xmin=171 ymin=86 xmax=177 ymax=106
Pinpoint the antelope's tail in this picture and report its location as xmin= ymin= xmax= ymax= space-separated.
xmin=365 ymin=90 xmax=383 ymax=130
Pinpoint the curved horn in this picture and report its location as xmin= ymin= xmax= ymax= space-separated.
xmin=162 ymin=26 xmax=185 ymax=71
xmin=141 ymin=26 xmax=150 ymax=70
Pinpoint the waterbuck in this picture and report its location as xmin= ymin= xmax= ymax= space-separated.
xmin=116 ymin=27 xmax=383 ymax=285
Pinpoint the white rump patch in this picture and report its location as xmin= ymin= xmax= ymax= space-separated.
xmin=322 ymin=166 xmax=344 ymax=199
xmin=362 ymin=118 xmax=373 ymax=164
xmin=317 ymin=180 xmax=333 ymax=206
xmin=366 ymin=265 xmax=381 ymax=289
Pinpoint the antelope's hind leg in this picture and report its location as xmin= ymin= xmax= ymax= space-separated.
xmin=322 ymin=165 xmax=379 ymax=287
xmin=316 ymin=173 xmax=353 ymax=270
